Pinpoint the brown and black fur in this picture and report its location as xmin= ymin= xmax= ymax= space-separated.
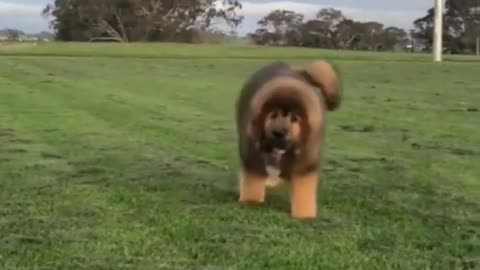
xmin=235 ymin=60 xmax=342 ymax=219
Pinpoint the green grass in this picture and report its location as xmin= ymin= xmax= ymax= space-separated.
xmin=0 ymin=42 xmax=479 ymax=270
xmin=2 ymin=41 xmax=480 ymax=62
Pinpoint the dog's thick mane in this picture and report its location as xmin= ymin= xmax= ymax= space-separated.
xmin=244 ymin=60 xmax=341 ymax=141
xmin=249 ymin=77 xmax=324 ymax=145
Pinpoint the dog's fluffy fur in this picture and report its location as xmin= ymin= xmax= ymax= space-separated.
xmin=235 ymin=60 xmax=342 ymax=219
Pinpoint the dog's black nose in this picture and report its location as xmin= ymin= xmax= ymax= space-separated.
xmin=272 ymin=130 xmax=286 ymax=139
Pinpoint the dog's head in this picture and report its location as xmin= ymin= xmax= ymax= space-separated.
xmin=261 ymin=105 xmax=303 ymax=161
xmin=248 ymin=60 xmax=342 ymax=164
xmin=250 ymin=92 xmax=309 ymax=164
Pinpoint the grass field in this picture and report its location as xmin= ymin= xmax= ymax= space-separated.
xmin=0 ymin=42 xmax=479 ymax=270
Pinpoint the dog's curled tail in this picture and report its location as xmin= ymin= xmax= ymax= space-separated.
xmin=300 ymin=61 xmax=342 ymax=111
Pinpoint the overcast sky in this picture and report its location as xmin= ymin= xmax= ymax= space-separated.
xmin=0 ymin=0 xmax=433 ymax=34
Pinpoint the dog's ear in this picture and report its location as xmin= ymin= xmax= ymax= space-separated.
xmin=296 ymin=60 xmax=342 ymax=111
xmin=247 ymin=111 xmax=266 ymax=140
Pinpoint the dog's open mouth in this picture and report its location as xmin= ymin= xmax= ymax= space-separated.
xmin=259 ymin=138 xmax=288 ymax=164
xmin=271 ymin=148 xmax=286 ymax=162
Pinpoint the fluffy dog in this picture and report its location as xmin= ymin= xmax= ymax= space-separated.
xmin=235 ymin=60 xmax=341 ymax=219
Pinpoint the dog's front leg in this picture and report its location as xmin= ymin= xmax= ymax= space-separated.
xmin=290 ymin=171 xmax=318 ymax=219
xmin=238 ymin=170 xmax=267 ymax=204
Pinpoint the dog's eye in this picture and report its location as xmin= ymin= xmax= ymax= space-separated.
xmin=291 ymin=115 xmax=299 ymax=123
xmin=270 ymin=111 xmax=279 ymax=119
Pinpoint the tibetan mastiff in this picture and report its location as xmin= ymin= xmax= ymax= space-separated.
xmin=235 ymin=60 xmax=342 ymax=219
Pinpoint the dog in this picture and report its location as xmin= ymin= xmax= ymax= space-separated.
xmin=235 ymin=60 xmax=341 ymax=219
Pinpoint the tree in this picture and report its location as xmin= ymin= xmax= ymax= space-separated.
xmin=316 ymin=8 xmax=345 ymax=32
xmin=334 ymin=19 xmax=359 ymax=49
xmin=6 ymin=29 xmax=22 ymax=41
xmin=255 ymin=9 xmax=304 ymax=45
xmin=382 ymin=27 xmax=409 ymax=50
xmin=42 ymin=0 xmax=244 ymax=42
xmin=298 ymin=19 xmax=331 ymax=48
xmin=315 ymin=8 xmax=346 ymax=48
xmin=351 ymin=21 xmax=385 ymax=50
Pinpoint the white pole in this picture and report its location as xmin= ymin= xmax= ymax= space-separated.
xmin=433 ymin=0 xmax=444 ymax=62
xmin=476 ymin=36 xmax=479 ymax=56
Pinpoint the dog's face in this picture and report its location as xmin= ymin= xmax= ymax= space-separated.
xmin=260 ymin=107 xmax=303 ymax=162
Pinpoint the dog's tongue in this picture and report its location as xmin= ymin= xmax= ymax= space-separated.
xmin=272 ymin=149 xmax=286 ymax=162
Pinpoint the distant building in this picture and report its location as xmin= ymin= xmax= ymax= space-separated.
xmin=18 ymin=35 xmax=39 ymax=42
xmin=0 ymin=28 xmax=53 ymax=42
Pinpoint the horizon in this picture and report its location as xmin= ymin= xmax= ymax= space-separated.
xmin=0 ymin=0 xmax=433 ymax=35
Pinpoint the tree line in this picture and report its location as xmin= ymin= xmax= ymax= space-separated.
xmin=42 ymin=0 xmax=244 ymax=43
xmin=42 ymin=0 xmax=480 ymax=54
xmin=249 ymin=8 xmax=409 ymax=52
